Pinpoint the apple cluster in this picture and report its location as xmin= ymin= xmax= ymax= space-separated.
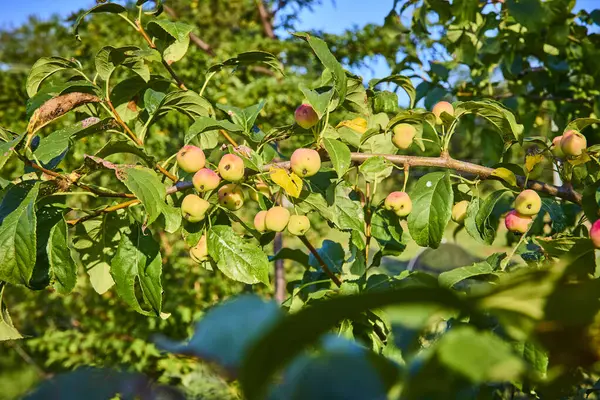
xmin=504 ymin=189 xmax=542 ymax=234
xmin=391 ymin=101 xmax=455 ymax=151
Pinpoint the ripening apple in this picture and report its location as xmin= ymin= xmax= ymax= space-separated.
xmin=384 ymin=191 xmax=412 ymax=217
xmin=193 ymin=168 xmax=221 ymax=192
xmin=254 ymin=210 xmax=268 ymax=233
xmin=190 ymin=235 xmax=208 ymax=263
xmin=177 ymin=145 xmax=206 ymax=173
xmin=250 ymin=182 xmax=271 ymax=202
xmin=591 ymin=219 xmax=600 ymax=248
xmin=551 ymin=135 xmax=564 ymax=158
xmin=287 ymin=215 xmax=311 ymax=236
xmin=392 ymin=123 xmax=416 ymax=150
xmin=265 ymin=206 xmax=291 ymax=232
xmin=514 ymin=189 xmax=541 ymax=216
xmin=217 ymin=184 xmax=245 ymax=210
xmin=295 ymin=104 xmax=319 ymax=129
xmin=560 ymin=130 xmax=587 ymax=157
xmin=505 ymin=210 xmax=532 ymax=234
xmin=432 ymin=101 xmax=454 ymax=125
xmin=218 ymin=154 xmax=245 ymax=182
xmin=451 ymin=200 xmax=469 ymax=224
xmin=181 ymin=194 xmax=211 ymax=222
xmin=290 ymin=148 xmax=321 ymax=178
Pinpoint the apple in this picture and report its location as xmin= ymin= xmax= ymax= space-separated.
xmin=551 ymin=136 xmax=564 ymax=158
xmin=451 ymin=200 xmax=469 ymax=224
xmin=177 ymin=145 xmax=206 ymax=173
xmin=192 ymin=168 xmax=221 ymax=192
xmin=514 ymin=189 xmax=541 ymax=216
xmin=591 ymin=219 xmax=600 ymax=248
xmin=265 ymin=206 xmax=291 ymax=232
xmin=181 ymin=194 xmax=210 ymax=223
xmin=561 ymin=130 xmax=587 ymax=157
xmin=218 ymin=154 xmax=245 ymax=182
xmin=432 ymin=101 xmax=454 ymax=125
xmin=254 ymin=210 xmax=268 ymax=233
xmin=392 ymin=123 xmax=416 ymax=150
xmin=250 ymin=182 xmax=271 ymax=202
xmin=290 ymin=148 xmax=321 ymax=177
xmin=287 ymin=215 xmax=311 ymax=236
xmin=505 ymin=210 xmax=532 ymax=234
xmin=217 ymin=184 xmax=245 ymax=210
xmin=384 ymin=191 xmax=412 ymax=217
xmin=190 ymin=235 xmax=208 ymax=263
xmin=295 ymin=104 xmax=319 ymax=129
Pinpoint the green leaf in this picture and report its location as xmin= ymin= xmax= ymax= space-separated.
xmin=155 ymin=89 xmax=214 ymax=120
xmin=217 ymin=100 xmax=265 ymax=135
xmin=473 ymin=189 xmax=511 ymax=245
xmin=240 ymin=286 xmax=468 ymax=400
xmin=270 ymin=248 xmax=309 ymax=266
xmin=207 ymin=51 xmax=284 ymax=76
xmin=455 ymin=100 xmax=524 ymax=144
xmin=110 ymin=227 xmax=164 ymax=316
xmin=95 ymin=46 xmax=150 ymax=82
xmin=358 ymin=156 xmax=393 ymax=183
xmin=71 ymin=214 xmax=125 ymax=294
xmin=30 ymin=205 xmax=64 ymax=290
xmin=185 ymin=116 xmax=243 ymax=144
xmin=437 ymin=326 xmax=525 ymax=382
xmin=26 ymin=57 xmax=77 ymax=98
xmin=120 ymin=167 xmax=165 ymax=226
xmin=74 ymin=3 xmax=127 ymax=40
xmin=0 ymin=283 xmax=22 ymax=341
xmin=293 ymin=33 xmax=347 ymax=104
xmin=323 ymin=138 xmax=351 ymax=178
xmin=34 ymin=118 xmax=112 ymax=165
xmin=207 ymin=225 xmax=270 ymax=285
xmin=0 ymin=132 xmax=26 ymax=170
xmin=438 ymin=258 xmax=501 ymax=288
xmin=156 ymin=295 xmax=282 ymax=370
xmin=564 ymin=118 xmax=600 ymax=133
xmin=146 ymin=20 xmax=193 ymax=64
xmin=343 ymin=75 xmax=369 ymax=115
xmin=299 ymin=86 xmax=333 ymax=119
xmin=369 ymin=74 xmax=416 ymax=108
xmin=0 ymin=182 xmax=40 ymax=286
xmin=147 ymin=19 xmax=192 ymax=41
xmin=372 ymin=91 xmax=399 ymax=114
xmin=308 ymin=240 xmax=345 ymax=274
xmin=408 ymin=172 xmax=453 ymax=248
xmin=330 ymin=183 xmax=365 ymax=233
xmin=48 ymin=219 xmax=77 ymax=294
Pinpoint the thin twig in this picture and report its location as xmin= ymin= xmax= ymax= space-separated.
xmin=299 ymin=235 xmax=342 ymax=287
xmin=219 ymin=130 xmax=239 ymax=147
xmin=273 ymin=232 xmax=286 ymax=303
xmin=66 ymin=199 xmax=140 ymax=225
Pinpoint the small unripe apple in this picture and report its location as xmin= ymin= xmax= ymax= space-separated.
xmin=290 ymin=148 xmax=321 ymax=177
xmin=254 ymin=210 xmax=268 ymax=233
xmin=177 ymin=145 xmax=206 ymax=173
xmin=217 ymin=184 xmax=245 ymax=210
xmin=505 ymin=210 xmax=532 ymax=234
xmin=295 ymin=104 xmax=319 ymax=129
xmin=560 ymin=130 xmax=587 ymax=157
xmin=192 ymin=168 xmax=221 ymax=192
xmin=432 ymin=101 xmax=454 ymax=125
xmin=265 ymin=206 xmax=291 ymax=232
xmin=218 ymin=154 xmax=245 ymax=182
xmin=287 ymin=215 xmax=311 ymax=236
xmin=392 ymin=123 xmax=416 ymax=150
xmin=384 ymin=191 xmax=412 ymax=217
xmin=551 ymin=135 xmax=564 ymax=158
xmin=190 ymin=235 xmax=209 ymax=263
xmin=451 ymin=200 xmax=469 ymax=224
xmin=514 ymin=189 xmax=542 ymax=216
xmin=250 ymin=182 xmax=271 ymax=201
xmin=591 ymin=219 xmax=600 ymax=248
xmin=181 ymin=194 xmax=211 ymax=222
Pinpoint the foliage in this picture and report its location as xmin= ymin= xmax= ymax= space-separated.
xmin=2 ymin=0 xmax=600 ymax=399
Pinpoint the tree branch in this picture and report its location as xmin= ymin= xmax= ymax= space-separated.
xmin=299 ymin=235 xmax=342 ymax=287
xmin=256 ymin=0 xmax=276 ymax=39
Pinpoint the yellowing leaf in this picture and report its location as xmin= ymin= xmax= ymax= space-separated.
xmin=270 ymin=168 xmax=303 ymax=198
xmin=525 ymin=153 xmax=544 ymax=173
xmin=567 ymin=152 xmax=591 ymax=166
xmin=491 ymin=167 xmax=517 ymax=187
xmin=336 ymin=117 xmax=367 ymax=134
